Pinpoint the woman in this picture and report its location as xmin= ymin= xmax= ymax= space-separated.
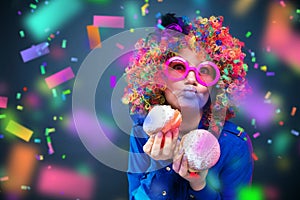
xmin=122 ymin=13 xmax=253 ymax=200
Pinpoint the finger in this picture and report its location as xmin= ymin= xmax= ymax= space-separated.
xmin=172 ymin=150 xmax=183 ymax=173
xmin=143 ymin=135 xmax=155 ymax=154
xmin=171 ymin=128 xmax=180 ymax=151
xmin=162 ymin=131 xmax=172 ymax=157
xmin=178 ymin=155 xmax=189 ymax=177
xmin=151 ymin=132 xmax=163 ymax=157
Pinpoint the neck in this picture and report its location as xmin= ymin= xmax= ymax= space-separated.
xmin=179 ymin=106 xmax=202 ymax=138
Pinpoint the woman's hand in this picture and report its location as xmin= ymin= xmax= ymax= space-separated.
xmin=172 ymin=149 xmax=208 ymax=191
xmin=143 ymin=128 xmax=180 ymax=160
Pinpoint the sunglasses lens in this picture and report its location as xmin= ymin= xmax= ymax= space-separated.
xmin=197 ymin=63 xmax=219 ymax=86
xmin=166 ymin=59 xmax=187 ymax=79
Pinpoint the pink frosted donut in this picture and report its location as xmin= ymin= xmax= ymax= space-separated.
xmin=181 ymin=129 xmax=221 ymax=171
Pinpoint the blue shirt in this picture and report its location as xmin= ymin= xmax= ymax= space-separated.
xmin=127 ymin=119 xmax=254 ymax=200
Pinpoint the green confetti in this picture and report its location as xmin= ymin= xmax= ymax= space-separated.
xmin=52 ymin=89 xmax=57 ymax=97
xmin=61 ymin=39 xmax=67 ymax=48
xmin=245 ymin=31 xmax=252 ymax=38
xmin=0 ymin=114 xmax=7 ymax=119
xmin=19 ymin=30 xmax=25 ymax=38
xmin=40 ymin=65 xmax=46 ymax=75
xmin=62 ymin=154 xmax=66 ymax=159
xmin=297 ymin=9 xmax=300 ymax=14
xmin=16 ymin=93 xmax=22 ymax=100
xmin=30 ymin=3 xmax=37 ymax=9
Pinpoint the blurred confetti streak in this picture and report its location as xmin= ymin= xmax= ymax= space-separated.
xmin=2 ymin=143 xmax=38 ymax=198
xmin=262 ymin=2 xmax=300 ymax=71
xmin=37 ymin=165 xmax=95 ymax=200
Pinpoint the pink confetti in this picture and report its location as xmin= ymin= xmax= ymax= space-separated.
xmin=110 ymin=76 xmax=117 ymax=88
xmin=253 ymin=132 xmax=260 ymax=138
xmin=45 ymin=67 xmax=75 ymax=89
xmin=116 ymin=43 xmax=124 ymax=50
xmin=93 ymin=16 xmax=124 ymax=28
xmin=280 ymin=1 xmax=286 ymax=7
xmin=37 ymin=165 xmax=95 ymax=199
xmin=0 ymin=96 xmax=8 ymax=108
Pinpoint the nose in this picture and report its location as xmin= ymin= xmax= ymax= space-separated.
xmin=185 ymin=70 xmax=197 ymax=85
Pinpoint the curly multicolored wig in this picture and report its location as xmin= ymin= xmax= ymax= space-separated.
xmin=122 ymin=13 xmax=250 ymax=132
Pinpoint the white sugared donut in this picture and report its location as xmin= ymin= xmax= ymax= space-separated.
xmin=181 ymin=129 xmax=221 ymax=171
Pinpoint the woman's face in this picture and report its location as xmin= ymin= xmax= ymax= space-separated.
xmin=164 ymin=48 xmax=212 ymax=112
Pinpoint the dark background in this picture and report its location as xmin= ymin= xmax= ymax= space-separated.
xmin=1 ymin=0 xmax=300 ymax=199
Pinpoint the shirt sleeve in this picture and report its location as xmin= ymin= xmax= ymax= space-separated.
xmin=188 ymin=134 xmax=254 ymax=200
xmin=127 ymin=125 xmax=151 ymax=200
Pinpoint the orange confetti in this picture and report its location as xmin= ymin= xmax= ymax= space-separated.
xmin=291 ymin=106 xmax=297 ymax=116
xmin=252 ymin=152 xmax=258 ymax=161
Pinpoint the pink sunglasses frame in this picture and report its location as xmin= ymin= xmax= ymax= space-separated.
xmin=164 ymin=56 xmax=221 ymax=87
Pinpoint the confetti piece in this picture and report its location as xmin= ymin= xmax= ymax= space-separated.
xmin=279 ymin=1 xmax=285 ymax=7
xmin=19 ymin=30 xmax=25 ymax=38
xmin=45 ymin=66 xmax=75 ymax=89
xmin=251 ymin=118 xmax=256 ymax=126
xmin=251 ymin=57 xmax=256 ymax=62
xmin=71 ymin=57 xmax=78 ymax=62
xmin=21 ymin=185 xmax=31 ymax=190
xmin=52 ymin=89 xmax=57 ymax=97
xmin=16 ymin=105 xmax=23 ymax=111
xmin=116 ymin=42 xmax=124 ymax=49
xmin=279 ymin=121 xmax=284 ymax=126
xmin=61 ymin=39 xmax=67 ymax=48
xmin=0 ymin=134 xmax=4 ymax=138
xmin=86 ymin=25 xmax=101 ymax=49
xmin=46 ymin=136 xmax=55 ymax=155
xmin=34 ymin=138 xmax=41 ymax=143
xmin=266 ymin=72 xmax=275 ymax=76
xmin=245 ymin=31 xmax=252 ymax=38
xmin=45 ymin=128 xmax=55 ymax=136
xmin=62 ymin=154 xmax=66 ymax=159
xmin=253 ymin=63 xmax=258 ymax=69
xmin=267 ymin=139 xmax=272 ymax=144
xmin=93 ymin=15 xmax=125 ymax=28
xmin=2 ymin=144 xmax=37 ymax=195
xmin=260 ymin=65 xmax=267 ymax=71
xmin=297 ymin=9 xmax=300 ymax=14
xmin=141 ymin=3 xmax=149 ymax=16
xmin=264 ymin=91 xmax=271 ymax=99
xmin=0 ymin=114 xmax=6 ymax=119
xmin=40 ymin=65 xmax=46 ymax=75
xmin=291 ymin=129 xmax=299 ymax=136
xmin=35 ymin=154 xmax=44 ymax=161
xmin=63 ymin=89 xmax=71 ymax=95
xmin=0 ymin=176 xmax=9 ymax=182
xmin=61 ymin=94 xmax=66 ymax=101
xmin=23 ymin=86 xmax=28 ymax=92
xmin=0 ymin=96 xmax=8 ymax=108
xmin=16 ymin=92 xmax=22 ymax=100
xmin=24 ymin=0 xmax=82 ymax=40
xmin=252 ymin=152 xmax=258 ymax=161
xmin=237 ymin=126 xmax=244 ymax=132
xmin=276 ymin=108 xmax=281 ymax=114
xmin=37 ymin=165 xmax=94 ymax=200
xmin=5 ymin=120 xmax=34 ymax=142
xmin=253 ymin=132 xmax=260 ymax=138
xmin=110 ymin=76 xmax=117 ymax=88
xmin=20 ymin=42 xmax=50 ymax=63
xmin=291 ymin=106 xmax=297 ymax=116
xmin=266 ymin=46 xmax=271 ymax=52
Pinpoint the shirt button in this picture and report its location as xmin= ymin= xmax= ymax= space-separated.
xmin=162 ymin=191 xmax=167 ymax=196
xmin=166 ymin=166 xmax=171 ymax=171
xmin=189 ymin=194 xmax=194 ymax=198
